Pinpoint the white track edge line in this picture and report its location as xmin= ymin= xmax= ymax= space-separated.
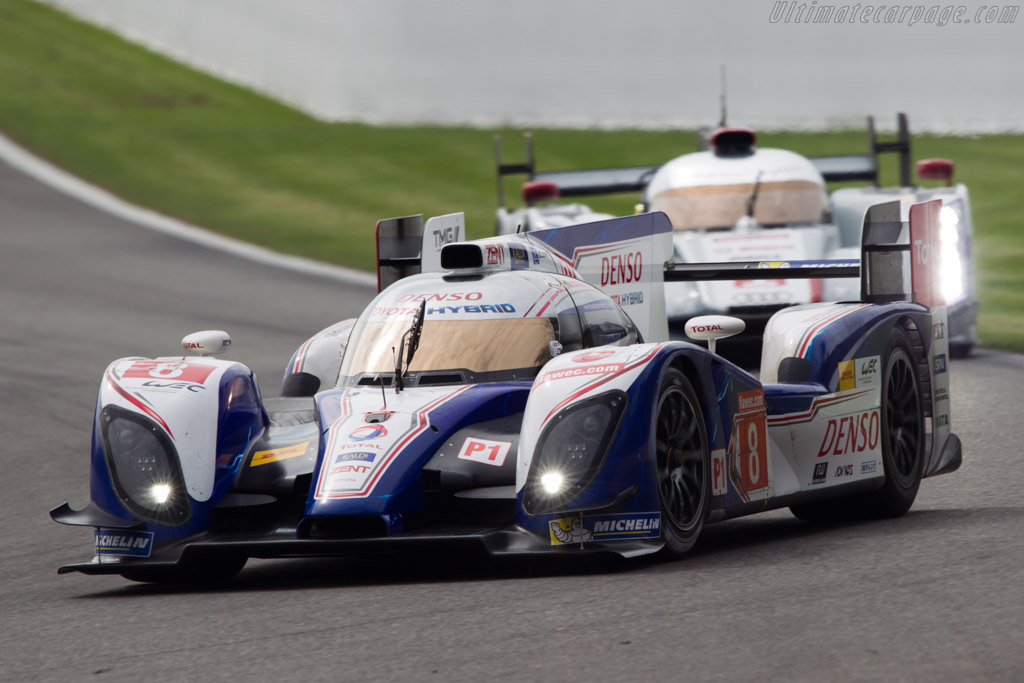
xmin=0 ymin=130 xmax=377 ymax=289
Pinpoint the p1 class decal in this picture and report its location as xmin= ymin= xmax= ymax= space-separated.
xmin=457 ymin=438 xmax=511 ymax=467
xmin=711 ymin=448 xmax=728 ymax=496
xmin=315 ymin=386 xmax=472 ymax=500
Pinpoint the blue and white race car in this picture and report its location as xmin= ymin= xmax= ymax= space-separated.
xmin=52 ymin=202 xmax=962 ymax=582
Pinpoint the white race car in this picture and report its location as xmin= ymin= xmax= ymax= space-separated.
xmin=495 ymin=114 xmax=979 ymax=356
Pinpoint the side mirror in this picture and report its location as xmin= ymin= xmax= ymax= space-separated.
xmin=684 ymin=316 xmax=745 ymax=354
xmin=181 ymin=330 xmax=231 ymax=357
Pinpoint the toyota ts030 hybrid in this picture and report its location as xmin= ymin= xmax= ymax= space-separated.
xmin=53 ymin=203 xmax=962 ymax=582
xmin=495 ymin=113 xmax=979 ymax=355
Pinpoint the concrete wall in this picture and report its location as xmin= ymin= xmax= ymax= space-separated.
xmin=40 ymin=0 xmax=1024 ymax=132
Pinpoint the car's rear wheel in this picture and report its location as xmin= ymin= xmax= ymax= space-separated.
xmin=791 ymin=325 xmax=925 ymax=522
xmin=654 ymin=368 xmax=709 ymax=556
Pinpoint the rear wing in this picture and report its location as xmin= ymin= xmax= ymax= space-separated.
xmin=495 ymin=113 xmax=914 ymax=208
xmin=808 ymin=113 xmax=912 ymax=186
xmin=495 ymin=132 xmax=657 ymax=207
xmin=375 ymin=213 xmax=465 ymax=292
xmin=662 ymin=199 xmax=932 ymax=307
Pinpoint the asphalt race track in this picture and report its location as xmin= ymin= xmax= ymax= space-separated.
xmin=2 ymin=157 xmax=1022 ymax=683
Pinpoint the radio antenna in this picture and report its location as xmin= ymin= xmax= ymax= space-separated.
xmin=718 ymin=65 xmax=728 ymax=128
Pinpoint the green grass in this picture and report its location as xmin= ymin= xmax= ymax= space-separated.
xmin=0 ymin=0 xmax=1021 ymax=350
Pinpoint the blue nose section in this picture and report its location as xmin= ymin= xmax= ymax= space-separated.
xmin=303 ymin=383 xmax=531 ymax=524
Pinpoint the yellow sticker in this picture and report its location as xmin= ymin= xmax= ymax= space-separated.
xmin=838 ymin=360 xmax=856 ymax=391
xmin=250 ymin=441 xmax=310 ymax=467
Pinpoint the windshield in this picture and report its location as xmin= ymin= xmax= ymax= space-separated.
xmin=650 ymin=180 xmax=829 ymax=231
xmin=340 ymin=318 xmax=556 ymax=380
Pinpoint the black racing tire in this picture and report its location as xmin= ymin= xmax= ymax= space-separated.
xmin=121 ymin=554 xmax=247 ymax=585
xmin=653 ymin=367 xmax=710 ymax=556
xmin=791 ymin=325 xmax=925 ymax=522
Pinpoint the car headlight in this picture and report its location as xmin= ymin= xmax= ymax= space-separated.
xmin=100 ymin=406 xmax=191 ymax=526
xmin=522 ymin=391 xmax=627 ymax=516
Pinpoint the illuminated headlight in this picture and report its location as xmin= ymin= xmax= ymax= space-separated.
xmin=540 ymin=472 xmax=565 ymax=494
xmin=101 ymin=406 xmax=191 ymax=525
xmin=523 ymin=391 xmax=627 ymax=516
xmin=939 ymin=205 xmax=965 ymax=303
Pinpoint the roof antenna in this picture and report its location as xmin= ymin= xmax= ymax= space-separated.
xmin=718 ymin=64 xmax=728 ymax=128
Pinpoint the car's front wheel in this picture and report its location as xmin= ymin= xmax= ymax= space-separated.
xmin=654 ymin=368 xmax=709 ymax=556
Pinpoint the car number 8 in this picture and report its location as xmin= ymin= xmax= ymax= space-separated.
xmin=748 ymin=422 xmax=759 ymax=484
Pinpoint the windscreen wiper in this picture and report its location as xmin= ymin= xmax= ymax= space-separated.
xmin=746 ymin=171 xmax=763 ymax=218
xmin=393 ymin=300 xmax=426 ymax=393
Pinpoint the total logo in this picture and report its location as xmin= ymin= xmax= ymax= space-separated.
xmin=349 ymin=425 xmax=388 ymax=441
xmin=690 ymin=324 xmax=723 ymax=333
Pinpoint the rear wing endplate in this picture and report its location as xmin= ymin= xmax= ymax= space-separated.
xmin=809 ymin=113 xmax=912 ymax=186
xmin=375 ymin=213 xmax=465 ymax=291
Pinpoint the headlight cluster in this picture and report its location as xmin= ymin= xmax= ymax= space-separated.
xmin=101 ymin=406 xmax=191 ymax=526
xmin=522 ymin=391 xmax=627 ymax=516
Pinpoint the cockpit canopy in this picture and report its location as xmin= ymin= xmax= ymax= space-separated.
xmin=338 ymin=271 xmax=639 ymax=387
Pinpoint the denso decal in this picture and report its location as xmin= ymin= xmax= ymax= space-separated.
xmin=349 ymin=425 xmax=388 ymax=441
xmin=548 ymin=512 xmax=661 ymax=545
xmin=426 ymin=304 xmax=515 ymax=314
xmin=457 ymin=437 xmax=512 ymax=467
xmin=535 ymin=364 xmax=625 ymax=385
xmin=250 ymin=441 xmax=310 ymax=467
xmin=94 ymin=529 xmax=154 ymax=557
xmin=396 ymin=292 xmax=483 ymax=303
xmin=600 ymin=251 xmax=643 ymax=286
xmin=817 ymin=410 xmax=880 ymax=458
xmin=122 ymin=361 xmax=216 ymax=384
